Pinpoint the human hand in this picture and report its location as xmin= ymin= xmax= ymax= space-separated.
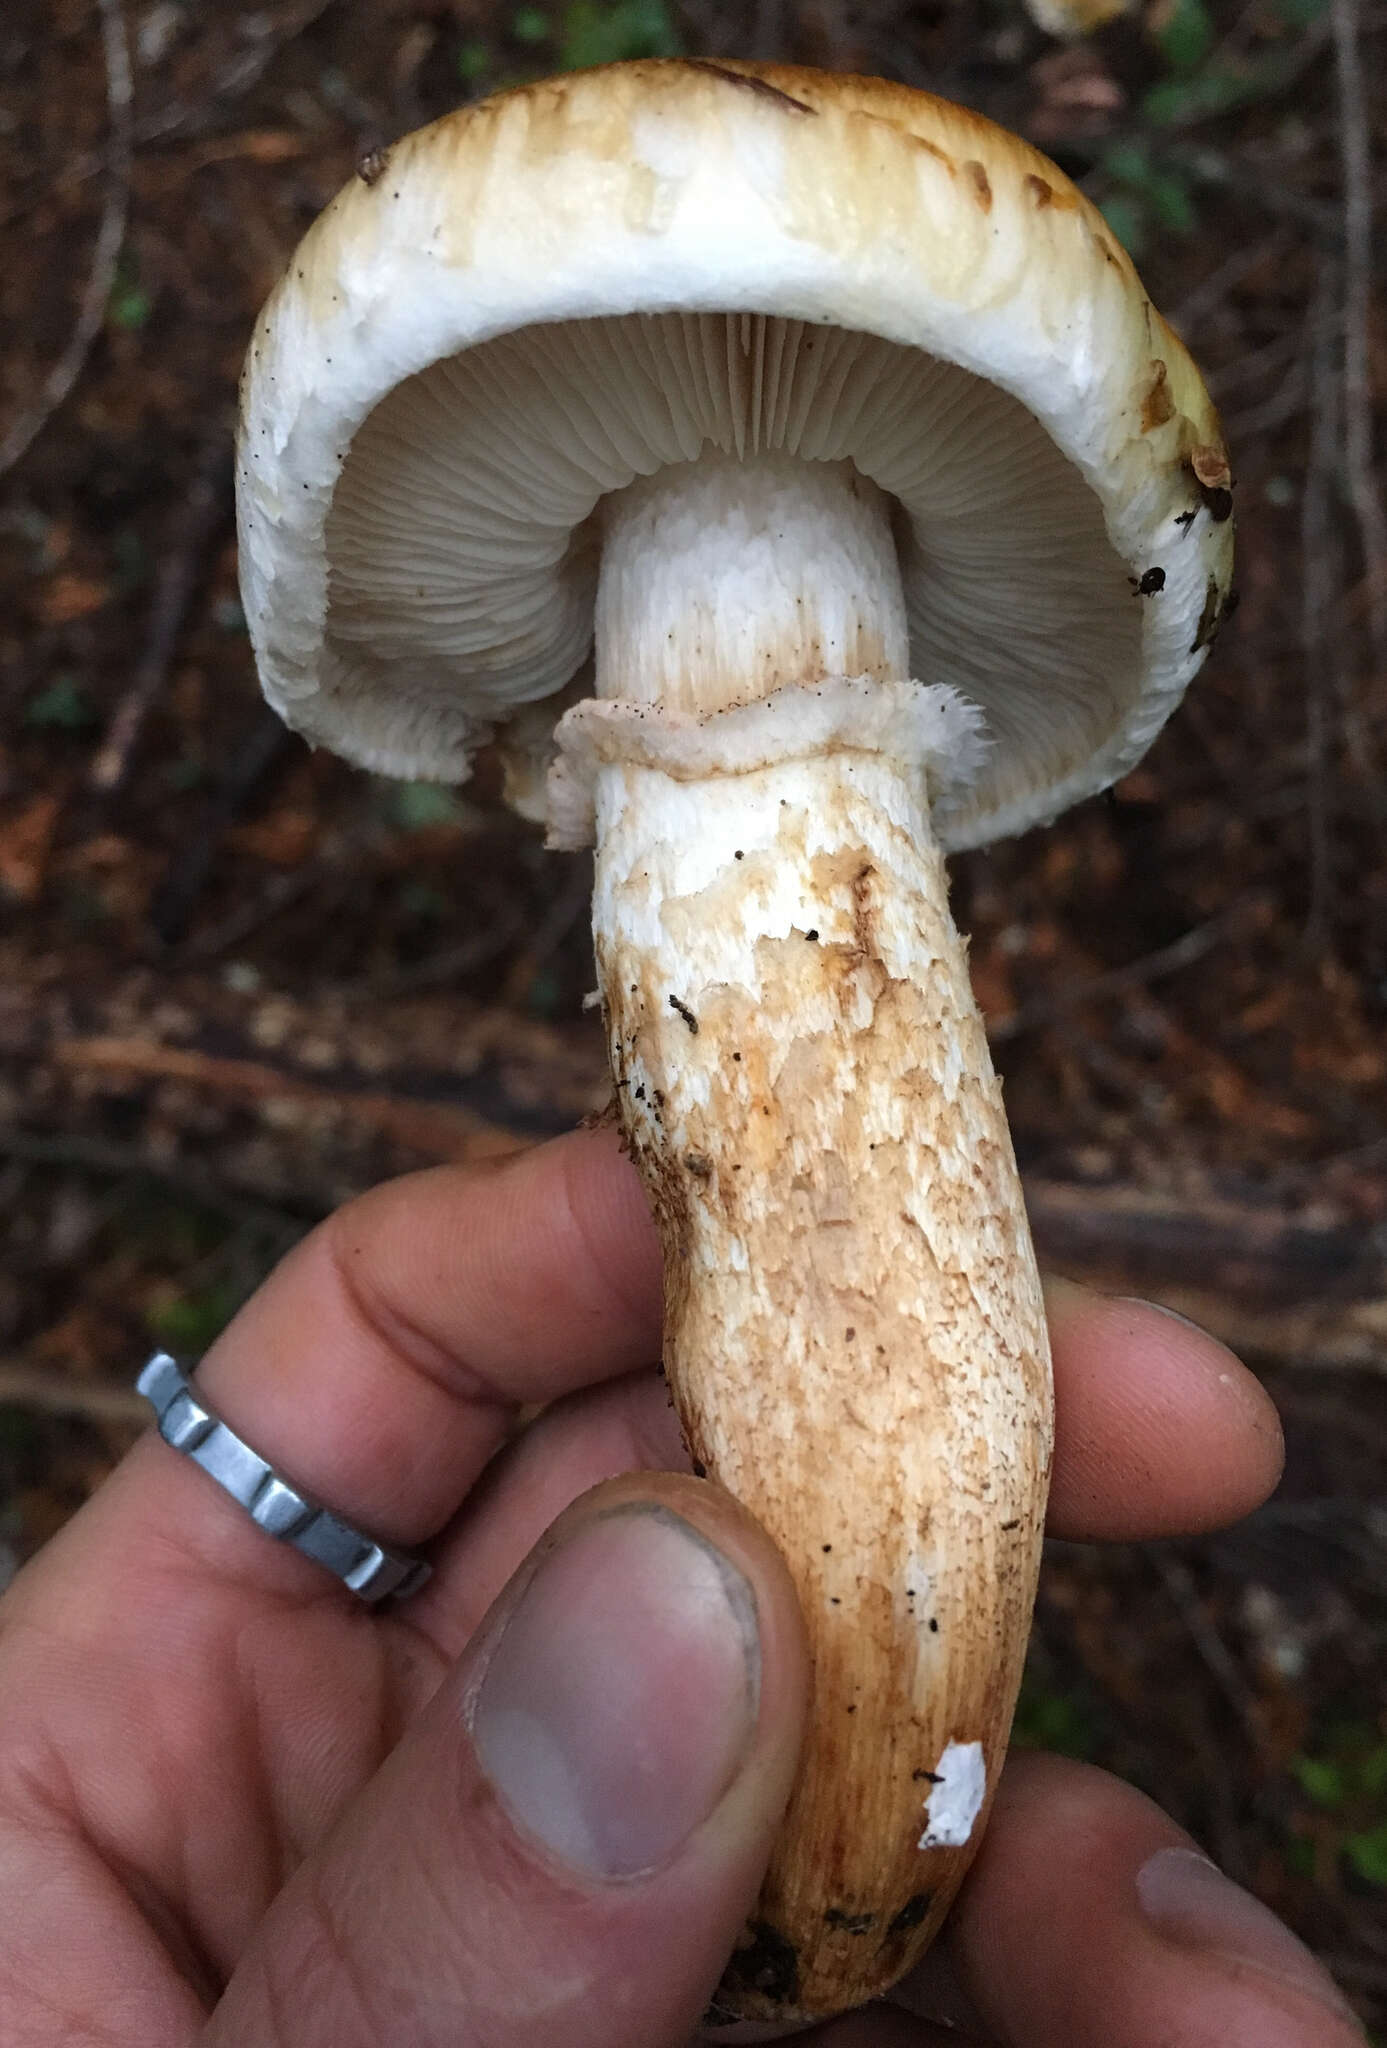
xmin=0 ymin=1130 xmax=1361 ymax=2045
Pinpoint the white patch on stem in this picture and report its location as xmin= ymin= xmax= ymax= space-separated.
xmin=918 ymin=1740 xmax=987 ymax=1850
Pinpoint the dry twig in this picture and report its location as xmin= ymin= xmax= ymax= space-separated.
xmin=1151 ymin=1550 xmax=1265 ymax=1751
xmin=1300 ymin=256 xmax=1344 ymax=946
xmin=988 ymin=901 xmax=1252 ymax=1043
xmin=1168 ymin=233 xmax=1289 ymax=343
xmin=369 ymin=899 xmax=527 ymax=997
xmin=0 ymin=0 xmax=341 ymax=234
xmin=0 ymin=1360 xmax=147 ymax=1425
xmin=0 ymin=1125 xmax=307 ymax=1241
xmin=0 ymin=0 xmax=133 ymax=480
xmin=178 ymin=824 xmax=372 ymax=962
xmin=1220 ymin=347 xmax=1311 ymax=443
xmin=1331 ymin=0 xmax=1387 ymax=671
xmin=148 ymin=710 xmax=293 ymax=944
xmin=105 ymin=0 xmax=337 ymax=157
xmin=500 ymin=857 xmax=595 ymax=1007
xmin=52 ymin=1035 xmax=529 ymax=1162
xmin=90 ymin=426 xmax=232 ymax=794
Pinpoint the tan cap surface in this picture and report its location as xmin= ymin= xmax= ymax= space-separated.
xmin=236 ymin=58 xmax=1234 ymax=851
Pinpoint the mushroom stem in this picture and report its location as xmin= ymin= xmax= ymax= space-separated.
xmin=574 ymin=455 xmax=1053 ymax=2021
xmin=596 ymin=451 xmax=911 ymax=713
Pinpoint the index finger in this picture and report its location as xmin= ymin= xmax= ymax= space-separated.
xmin=191 ymin=1126 xmax=664 ymax=1547
xmin=61 ymin=1129 xmax=665 ymax=1609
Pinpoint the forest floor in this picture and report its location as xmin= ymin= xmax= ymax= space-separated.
xmin=1 ymin=0 xmax=1385 ymax=2029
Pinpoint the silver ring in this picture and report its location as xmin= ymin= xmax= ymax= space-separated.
xmin=136 ymin=1353 xmax=432 ymax=1604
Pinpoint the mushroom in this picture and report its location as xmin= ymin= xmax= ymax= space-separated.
xmin=235 ymin=59 xmax=1234 ymax=2023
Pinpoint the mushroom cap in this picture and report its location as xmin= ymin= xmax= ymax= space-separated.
xmin=236 ymin=58 xmax=1234 ymax=853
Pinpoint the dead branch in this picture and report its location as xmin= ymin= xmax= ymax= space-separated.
xmin=0 ymin=1360 xmax=147 ymax=1425
xmin=1220 ymin=340 xmax=1312 ymax=444
xmin=368 ymin=898 xmax=526 ymax=997
xmin=1063 ymin=129 xmax=1343 ymax=242
xmin=89 ymin=426 xmax=232 ymax=794
xmin=0 ymin=0 xmax=132 ymax=480
xmin=1150 ymin=1550 xmax=1265 ymax=1749
xmin=53 ymin=1035 xmax=529 ymax=1164
xmin=177 ymin=821 xmax=377 ymax=963
xmin=1331 ymin=0 xmax=1387 ymax=671
xmin=1300 ymin=255 xmax=1344 ymax=946
xmin=0 ymin=1125 xmax=306 ymax=1241
xmin=7 ymin=961 xmax=1384 ymax=1371
xmin=0 ymin=959 xmax=612 ymax=1133
xmin=105 ymin=0 xmax=339 ymax=158
xmin=988 ymin=901 xmax=1253 ymax=1044
xmin=1026 ymin=1177 xmax=1387 ymax=1372
xmin=22 ymin=1091 xmax=1387 ymax=1373
xmin=192 ymin=0 xmax=343 ymax=126
xmin=500 ymin=856 xmax=594 ymax=1007
xmin=1168 ymin=233 xmax=1290 ymax=343
xmin=147 ymin=709 xmax=294 ymax=944
xmin=0 ymin=0 xmax=341 ymax=239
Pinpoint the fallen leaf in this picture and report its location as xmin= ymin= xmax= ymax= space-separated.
xmin=39 ymin=572 xmax=111 ymax=624
xmin=0 ymin=793 xmax=61 ymax=903
xmin=182 ymin=128 xmax=312 ymax=172
xmin=228 ymin=807 xmax=318 ymax=866
xmin=1238 ymin=987 xmax=1293 ymax=1033
xmin=32 ymin=1305 xmax=120 ymax=1376
xmin=1113 ymin=767 xmax=1162 ymax=803
xmin=54 ymin=832 xmax=137 ymax=874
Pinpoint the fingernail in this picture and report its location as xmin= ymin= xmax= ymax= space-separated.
xmin=470 ymin=1503 xmax=760 ymax=1880
xmin=1137 ymin=1848 xmax=1364 ymax=2033
xmin=1116 ymin=1297 xmax=1214 ymax=1339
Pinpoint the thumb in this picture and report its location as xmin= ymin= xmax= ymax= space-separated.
xmin=205 ymin=1473 xmax=809 ymax=2048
